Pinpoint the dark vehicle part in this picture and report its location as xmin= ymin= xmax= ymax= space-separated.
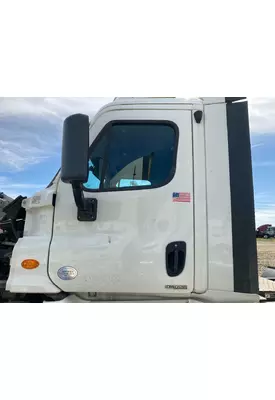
xmin=256 ymin=230 xmax=264 ymax=238
xmin=0 ymin=195 xmax=26 ymax=298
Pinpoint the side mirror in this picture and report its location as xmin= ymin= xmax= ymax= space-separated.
xmin=61 ymin=114 xmax=98 ymax=222
xmin=61 ymin=114 xmax=89 ymax=184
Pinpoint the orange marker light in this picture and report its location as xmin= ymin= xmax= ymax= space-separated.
xmin=21 ymin=259 xmax=40 ymax=270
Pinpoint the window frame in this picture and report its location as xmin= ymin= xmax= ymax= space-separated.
xmin=47 ymin=168 xmax=61 ymax=188
xmin=82 ymin=120 xmax=179 ymax=193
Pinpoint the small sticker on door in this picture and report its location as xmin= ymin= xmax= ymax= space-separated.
xmin=172 ymin=192 xmax=191 ymax=203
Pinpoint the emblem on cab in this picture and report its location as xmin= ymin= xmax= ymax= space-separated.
xmin=57 ymin=266 xmax=78 ymax=280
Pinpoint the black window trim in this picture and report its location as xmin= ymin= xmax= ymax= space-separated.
xmin=82 ymin=119 xmax=180 ymax=193
xmin=47 ymin=168 xmax=61 ymax=188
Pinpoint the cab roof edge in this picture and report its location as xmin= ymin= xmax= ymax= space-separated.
xmin=113 ymin=97 xmax=247 ymax=103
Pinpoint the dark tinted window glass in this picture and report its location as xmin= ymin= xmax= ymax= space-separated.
xmin=84 ymin=122 xmax=177 ymax=191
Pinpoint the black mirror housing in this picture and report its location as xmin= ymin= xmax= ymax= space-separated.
xmin=61 ymin=114 xmax=89 ymax=184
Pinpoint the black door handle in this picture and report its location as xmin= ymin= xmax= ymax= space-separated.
xmin=166 ymin=241 xmax=186 ymax=277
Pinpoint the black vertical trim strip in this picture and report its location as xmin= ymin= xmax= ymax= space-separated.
xmin=52 ymin=193 xmax=57 ymax=207
xmin=226 ymin=100 xmax=259 ymax=294
xmin=225 ymin=97 xmax=246 ymax=103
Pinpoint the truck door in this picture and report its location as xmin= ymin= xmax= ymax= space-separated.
xmin=48 ymin=108 xmax=194 ymax=295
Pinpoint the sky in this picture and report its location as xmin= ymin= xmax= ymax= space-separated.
xmin=0 ymin=97 xmax=274 ymax=227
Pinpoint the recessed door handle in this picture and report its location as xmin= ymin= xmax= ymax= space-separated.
xmin=166 ymin=241 xmax=186 ymax=277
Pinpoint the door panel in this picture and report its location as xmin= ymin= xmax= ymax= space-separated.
xmin=49 ymin=109 xmax=194 ymax=294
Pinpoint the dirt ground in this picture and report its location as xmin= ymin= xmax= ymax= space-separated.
xmin=257 ymin=239 xmax=275 ymax=277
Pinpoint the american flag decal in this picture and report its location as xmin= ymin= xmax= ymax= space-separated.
xmin=172 ymin=192 xmax=191 ymax=203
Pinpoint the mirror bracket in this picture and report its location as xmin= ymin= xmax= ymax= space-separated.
xmin=72 ymin=183 xmax=98 ymax=222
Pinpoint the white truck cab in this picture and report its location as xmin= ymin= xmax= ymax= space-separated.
xmin=5 ymin=97 xmax=259 ymax=302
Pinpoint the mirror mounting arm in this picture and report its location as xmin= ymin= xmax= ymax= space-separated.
xmin=72 ymin=183 xmax=98 ymax=222
xmin=72 ymin=182 xmax=85 ymax=210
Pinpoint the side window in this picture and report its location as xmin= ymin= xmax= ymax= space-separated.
xmin=83 ymin=122 xmax=178 ymax=191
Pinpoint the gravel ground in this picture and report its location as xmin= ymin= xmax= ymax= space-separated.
xmin=257 ymin=240 xmax=275 ymax=277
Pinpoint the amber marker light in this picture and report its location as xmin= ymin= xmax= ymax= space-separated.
xmin=21 ymin=259 xmax=40 ymax=270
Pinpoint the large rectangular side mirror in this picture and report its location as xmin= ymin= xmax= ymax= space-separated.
xmin=61 ymin=114 xmax=89 ymax=184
